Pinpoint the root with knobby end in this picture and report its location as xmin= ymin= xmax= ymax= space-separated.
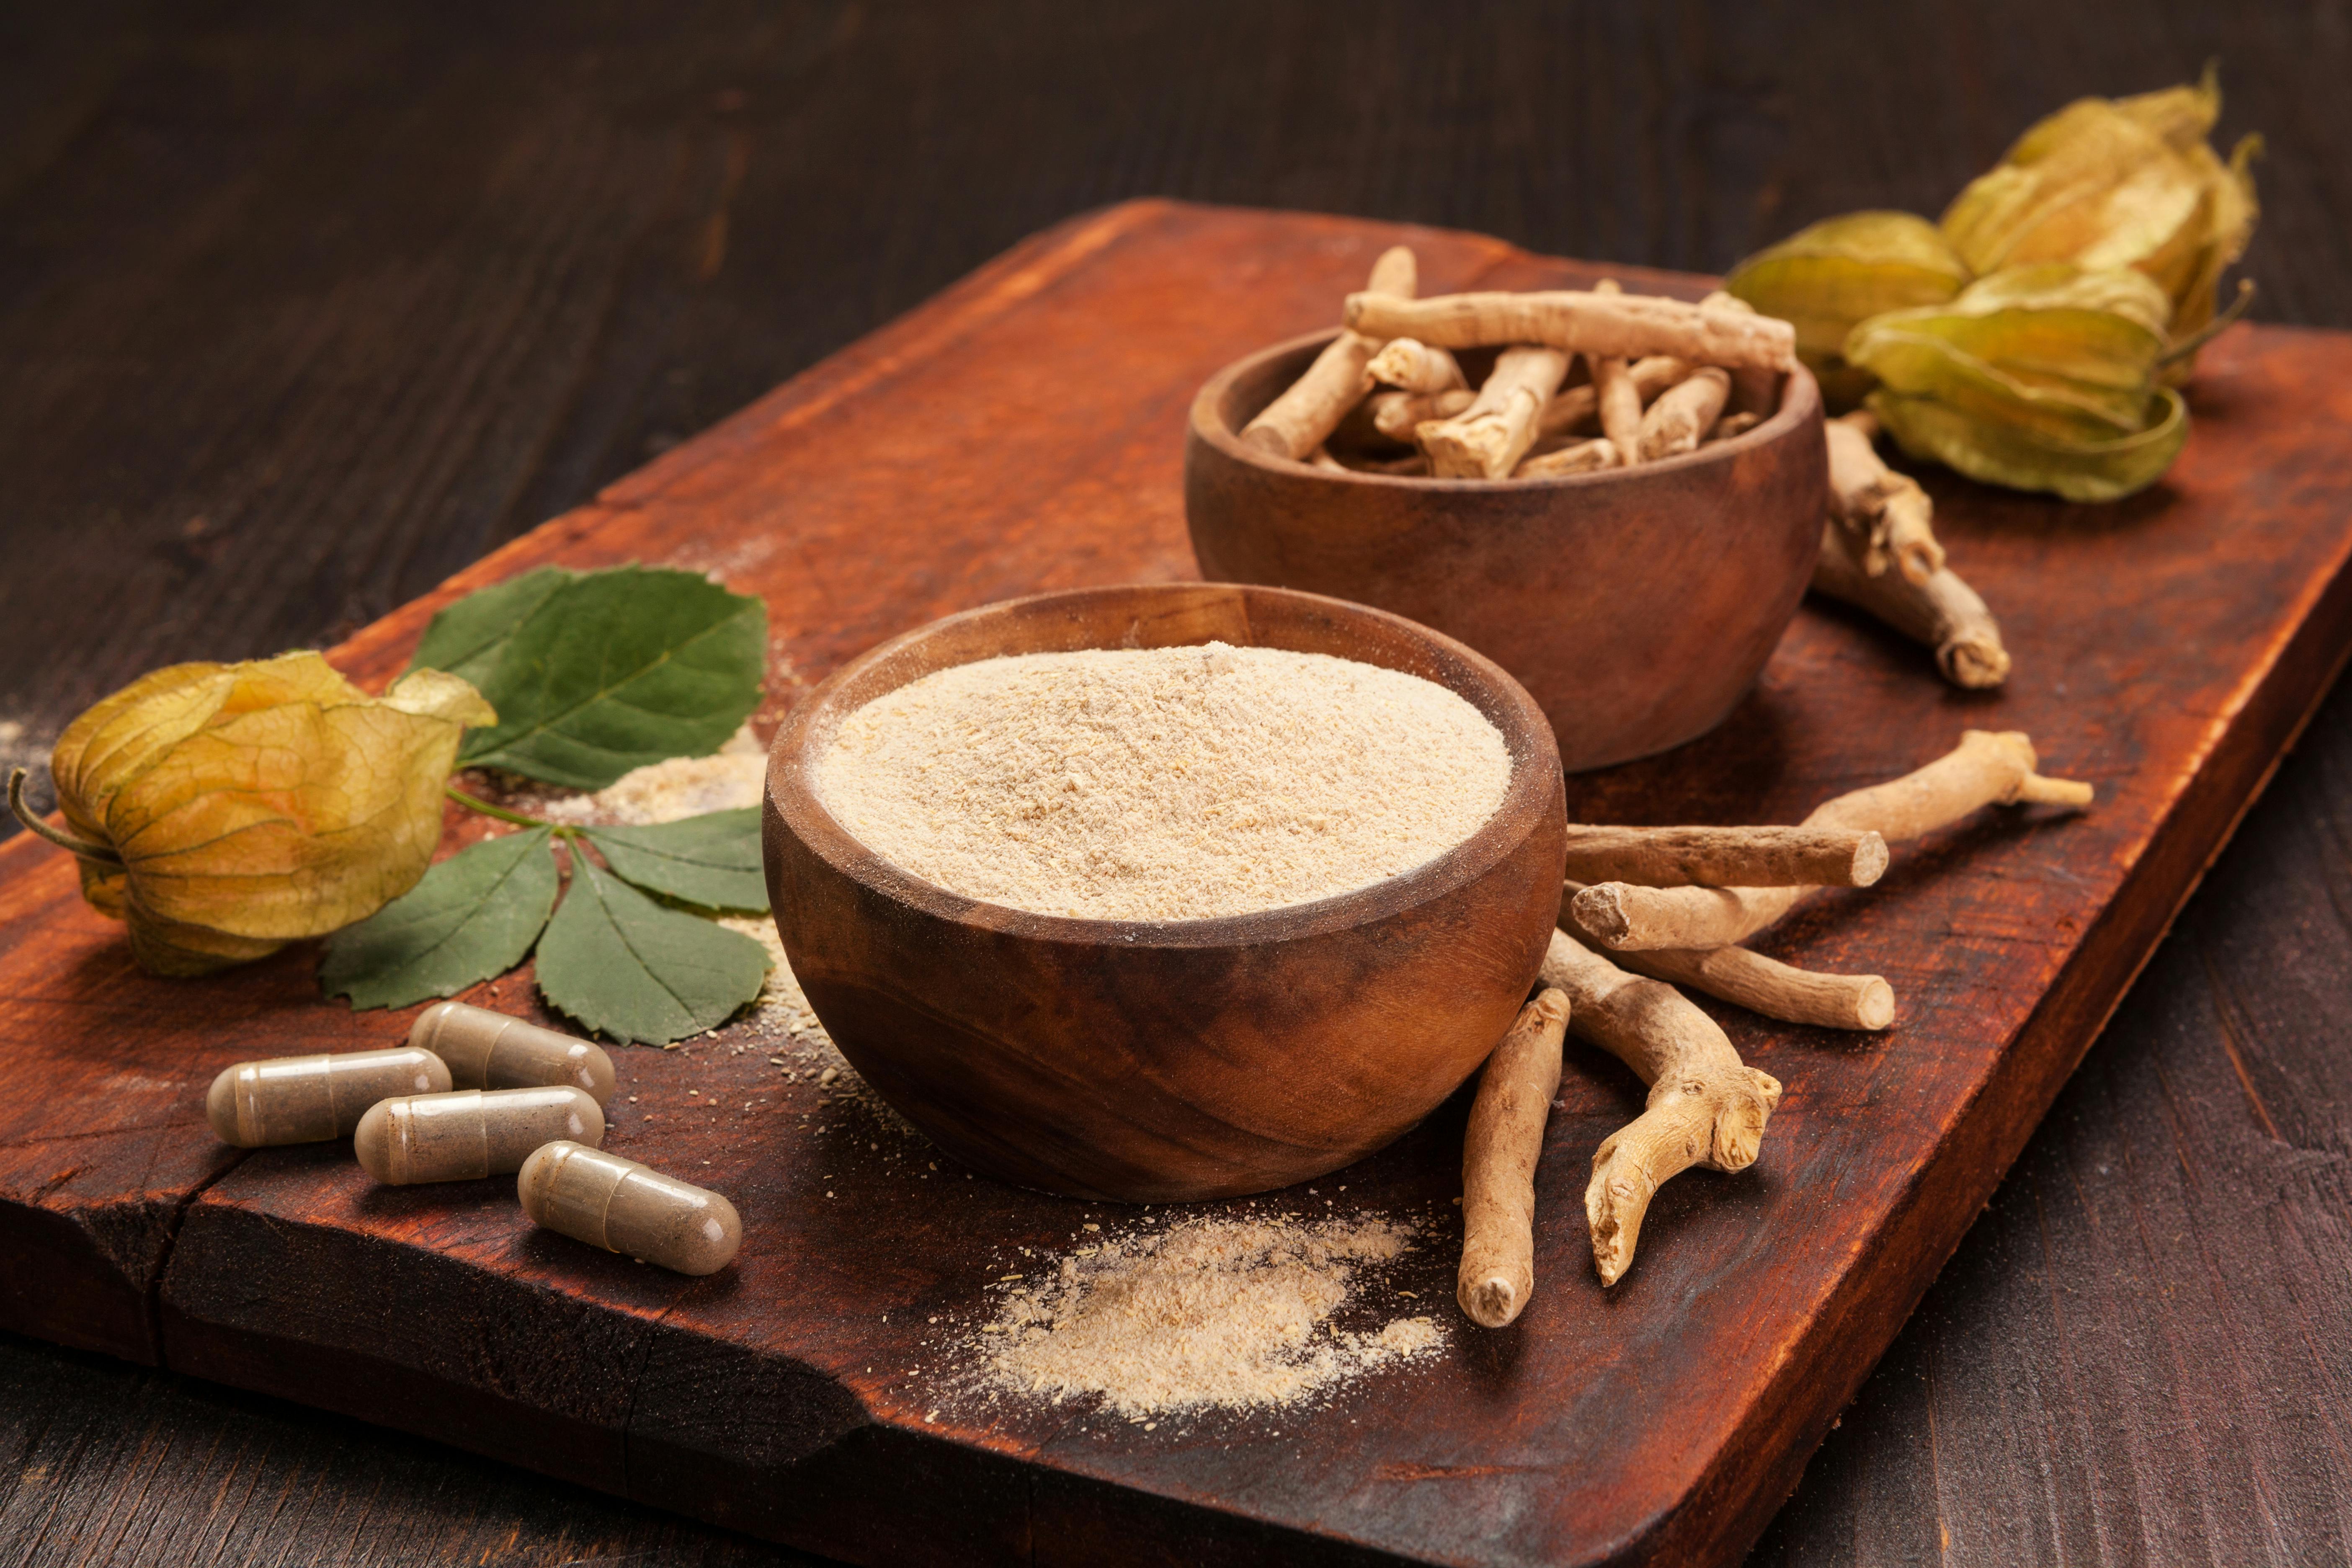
xmin=1418 ymin=345 xmax=1569 ymax=479
xmin=1638 ymin=367 xmax=1732 ymax=460
xmin=1370 ymin=387 xmax=1474 ymax=442
xmin=1706 ymin=411 xmax=1762 ymax=443
xmin=1540 ymin=929 xmax=1781 ymax=1286
xmin=1605 ymin=940 xmax=1894 ymax=1032
xmin=1457 ymin=988 xmax=1572 ymax=1328
xmin=1367 ymin=337 xmax=1466 ymax=395
xmin=1698 ymin=289 xmax=1781 ymax=417
xmin=1344 ymin=288 xmax=1797 ymax=371
xmin=1826 ymin=410 xmax=1944 ymax=585
xmin=1814 ymin=518 xmax=2011 ymax=690
xmin=1559 ymin=824 xmax=1887 ymax=889
xmin=1241 ymin=246 xmax=1417 ymax=460
xmin=1568 ymin=730 xmax=2093 ymax=952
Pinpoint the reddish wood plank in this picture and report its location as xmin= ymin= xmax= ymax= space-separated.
xmin=3 ymin=200 xmax=2351 ymax=1566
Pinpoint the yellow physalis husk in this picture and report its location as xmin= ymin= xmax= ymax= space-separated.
xmin=44 ymin=652 xmax=495 ymax=976
xmin=1939 ymin=64 xmax=2259 ymax=363
xmin=1846 ymin=264 xmax=2186 ymax=502
xmin=1725 ymin=211 xmax=1970 ymax=410
xmin=1870 ymin=384 xmax=2188 ymax=505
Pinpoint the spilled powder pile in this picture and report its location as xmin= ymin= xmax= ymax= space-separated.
xmin=980 ymin=1215 xmax=1444 ymax=1418
xmin=815 ymin=644 xmax=1512 ymax=921
xmin=531 ymin=736 xmax=767 ymax=827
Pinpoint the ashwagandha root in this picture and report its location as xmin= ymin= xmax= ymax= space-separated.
xmin=1826 ymin=411 xmax=1944 ymax=585
xmin=1568 ymin=730 xmax=2093 ymax=952
xmin=1516 ymin=438 xmax=1623 ymax=477
xmin=1308 ymin=446 xmax=1348 ymax=473
xmin=1599 ymin=938 xmax=1894 ymax=1032
xmin=1367 ymin=337 xmax=1467 ymax=395
xmin=1585 ymin=280 xmax=1644 ymax=465
xmin=1419 ymin=345 xmax=1569 ymax=479
xmin=1345 ymin=288 xmax=1797 ymax=372
xmin=1814 ymin=518 xmax=2011 ymax=689
xmin=1539 ymin=929 xmax=1782 ymax=1286
xmin=1705 ymin=410 xmax=1762 ymax=443
xmin=1560 ymin=824 xmax=1888 ymax=889
xmin=1458 ymin=988 xmax=1573 ymax=1328
xmin=1700 ymin=290 xmax=1781 ymax=417
xmin=1242 ymin=246 xmax=1418 ymax=460
xmin=1372 ymin=387 xmax=1475 ymax=442
xmin=1637 ymin=366 xmax=1731 ymax=460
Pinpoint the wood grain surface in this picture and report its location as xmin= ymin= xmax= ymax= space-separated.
xmin=3 ymin=5 xmax=2348 ymax=1566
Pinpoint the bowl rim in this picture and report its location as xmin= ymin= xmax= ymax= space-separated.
xmin=766 ymin=582 xmax=1565 ymax=952
xmin=1187 ymin=326 xmax=1821 ymax=489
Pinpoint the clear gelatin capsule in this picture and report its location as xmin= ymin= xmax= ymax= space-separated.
xmin=354 ymin=1087 xmax=605 ymax=1185
xmin=518 ymin=1140 xmax=741 ymax=1276
xmin=407 ymin=1000 xmax=616 ymax=1105
xmin=205 ymin=1048 xmax=452 ymax=1148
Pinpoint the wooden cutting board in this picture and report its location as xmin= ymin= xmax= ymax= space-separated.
xmin=5 ymin=199 xmax=2350 ymax=1568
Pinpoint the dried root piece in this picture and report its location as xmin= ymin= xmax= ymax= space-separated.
xmin=1367 ymin=337 xmax=1467 ymax=395
xmin=1559 ymin=824 xmax=1888 ymax=889
xmin=1607 ymin=943 xmax=1894 ymax=1032
xmin=1345 ymin=289 xmax=1797 ymax=371
xmin=1699 ymin=290 xmax=1781 ymax=417
xmin=1516 ymin=438 xmax=1623 ymax=478
xmin=1569 ymin=730 xmax=2093 ymax=952
xmin=1583 ymin=280 xmax=1645 ymax=466
xmin=1540 ymin=929 xmax=1782 ymax=1286
xmin=1457 ymin=988 xmax=1572 ymax=1328
xmin=1637 ymin=367 xmax=1732 ymax=460
xmin=1418 ymin=345 xmax=1569 ymax=478
xmin=1371 ymin=387 xmax=1475 ymax=442
xmin=1242 ymin=246 xmax=1417 ymax=460
xmin=1705 ymin=411 xmax=1763 ymax=443
xmin=1308 ymin=446 xmax=1349 ymax=473
xmin=1826 ymin=411 xmax=1944 ymax=584
xmin=1815 ymin=519 xmax=2011 ymax=689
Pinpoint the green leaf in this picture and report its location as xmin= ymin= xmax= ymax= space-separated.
xmin=455 ymin=566 xmax=767 ymax=790
xmin=320 ymin=827 xmax=559 ymax=1009
xmin=405 ymin=567 xmax=574 ymax=689
xmin=535 ymin=856 xmax=770 ymax=1044
xmin=582 ymin=808 xmax=770 ymax=912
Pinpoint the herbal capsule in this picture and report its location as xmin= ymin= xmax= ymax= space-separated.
xmin=353 ymin=1087 xmax=604 ymax=1185
xmin=518 ymin=1140 xmax=741 ymax=1276
xmin=206 ymin=1048 xmax=451 ymax=1148
xmin=408 ymin=1000 xmax=616 ymax=1105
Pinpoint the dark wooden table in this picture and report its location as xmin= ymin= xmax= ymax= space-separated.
xmin=2 ymin=5 xmax=2345 ymax=1564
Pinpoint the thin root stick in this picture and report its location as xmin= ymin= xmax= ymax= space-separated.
xmin=1344 ymin=289 xmax=1797 ymax=371
xmin=1540 ymin=930 xmax=1781 ymax=1286
xmin=1568 ymin=730 xmax=2092 ymax=952
xmin=1559 ymin=824 xmax=1888 ymax=889
xmin=1241 ymin=247 xmax=1417 ymax=460
xmin=1457 ymin=989 xmax=1572 ymax=1327
xmin=1607 ymin=943 xmax=1894 ymax=1032
xmin=1814 ymin=519 xmax=2011 ymax=689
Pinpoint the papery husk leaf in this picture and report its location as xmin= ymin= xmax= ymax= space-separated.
xmin=44 ymin=650 xmax=497 ymax=975
xmin=1845 ymin=265 xmax=2171 ymax=439
xmin=1725 ymin=211 xmax=1970 ymax=364
xmin=1942 ymin=67 xmax=2258 ymax=355
xmin=1868 ymin=384 xmax=2188 ymax=503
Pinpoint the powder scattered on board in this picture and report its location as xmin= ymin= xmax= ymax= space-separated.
xmin=977 ymin=1214 xmax=1445 ymax=1418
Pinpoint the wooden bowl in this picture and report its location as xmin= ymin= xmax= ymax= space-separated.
xmin=1184 ymin=333 xmax=1828 ymax=772
xmin=762 ymin=583 xmax=1568 ymax=1202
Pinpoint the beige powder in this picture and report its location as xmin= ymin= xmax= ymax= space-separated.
xmin=979 ymin=1215 xmax=1444 ymax=1418
xmin=815 ymin=644 xmax=1512 ymax=921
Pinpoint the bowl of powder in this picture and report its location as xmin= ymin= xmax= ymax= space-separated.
xmin=1184 ymin=332 xmax=1827 ymax=772
xmin=763 ymin=582 xmax=1567 ymax=1202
